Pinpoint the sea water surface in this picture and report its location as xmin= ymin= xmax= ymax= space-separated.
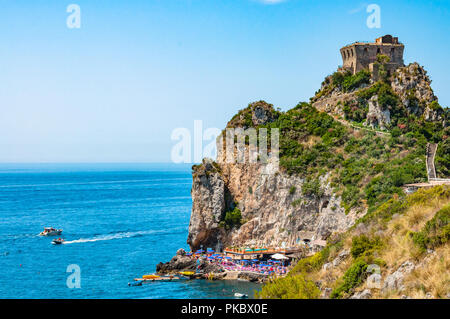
xmin=0 ymin=164 xmax=260 ymax=299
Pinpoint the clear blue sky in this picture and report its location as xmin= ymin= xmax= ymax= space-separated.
xmin=1 ymin=0 xmax=449 ymax=162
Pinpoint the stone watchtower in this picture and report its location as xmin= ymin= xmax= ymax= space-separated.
xmin=340 ymin=35 xmax=404 ymax=76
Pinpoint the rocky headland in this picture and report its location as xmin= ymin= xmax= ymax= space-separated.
xmin=159 ymin=36 xmax=449 ymax=296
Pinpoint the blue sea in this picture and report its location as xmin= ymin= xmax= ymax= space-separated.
xmin=0 ymin=163 xmax=260 ymax=299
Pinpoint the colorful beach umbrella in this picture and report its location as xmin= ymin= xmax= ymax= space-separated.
xmin=271 ymin=253 xmax=289 ymax=260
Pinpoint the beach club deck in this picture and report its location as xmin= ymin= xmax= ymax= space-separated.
xmin=223 ymin=247 xmax=303 ymax=260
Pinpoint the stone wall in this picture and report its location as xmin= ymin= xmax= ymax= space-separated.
xmin=340 ymin=36 xmax=404 ymax=74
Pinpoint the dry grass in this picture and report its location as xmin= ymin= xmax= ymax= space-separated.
xmin=325 ymin=187 xmax=449 ymax=298
xmin=291 ymin=186 xmax=450 ymax=299
xmin=379 ymin=196 xmax=449 ymax=268
xmin=315 ymin=257 xmax=353 ymax=290
xmin=392 ymin=245 xmax=450 ymax=299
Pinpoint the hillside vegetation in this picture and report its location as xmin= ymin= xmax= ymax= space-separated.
xmin=224 ymin=61 xmax=450 ymax=299
xmin=226 ymin=59 xmax=449 ymax=217
xmin=256 ymin=185 xmax=450 ymax=299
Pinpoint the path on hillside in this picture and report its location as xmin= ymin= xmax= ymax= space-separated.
xmin=426 ymin=143 xmax=438 ymax=180
xmin=332 ymin=116 xmax=391 ymax=137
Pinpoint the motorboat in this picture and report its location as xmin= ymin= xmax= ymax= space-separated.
xmin=52 ymin=238 xmax=65 ymax=245
xmin=39 ymin=227 xmax=62 ymax=236
xmin=234 ymin=293 xmax=249 ymax=299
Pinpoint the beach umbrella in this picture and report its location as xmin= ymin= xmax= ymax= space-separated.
xmin=271 ymin=253 xmax=289 ymax=260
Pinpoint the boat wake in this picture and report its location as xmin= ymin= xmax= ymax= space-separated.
xmin=62 ymin=228 xmax=183 ymax=245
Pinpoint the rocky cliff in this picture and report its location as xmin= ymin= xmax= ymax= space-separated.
xmin=188 ymin=157 xmax=358 ymax=250
xmin=311 ymin=63 xmax=446 ymax=130
xmin=187 ymin=62 xmax=449 ymax=252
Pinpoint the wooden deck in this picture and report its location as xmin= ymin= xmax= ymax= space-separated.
xmin=224 ymin=247 xmax=304 ymax=258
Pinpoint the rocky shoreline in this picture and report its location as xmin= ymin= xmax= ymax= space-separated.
xmin=156 ymin=249 xmax=269 ymax=283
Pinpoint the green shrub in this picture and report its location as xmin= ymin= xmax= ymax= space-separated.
xmin=342 ymin=185 xmax=362 ymax=210
xmin=343 ymin=101 xmax=368 ymax=123
xmin=331 ymin=70 xmax=371 ymax=92
xmin=222 ymin=207 xmax=243 ymax=229
xmin=330 ymin=260 xmax=368 ymax=299
xmin=289 ymin=186 xmax=296 ymax=195
xmin=342 ymin=70 xmax=371 ymax=92
xmin=290 ymin=252 xmax=326 ymax=275
xmin=256 ymin=274 xmax=320 ymax=299
xmin=429 ymin=101 xmax=443 ymax=111
xmin=435 ymin=138 xmax=450 ymax=177
xmin=302 ymin=179 xmax=324 ymax=197
xmin=411 ymin=204 xmax=450 ymax=252
xmin=290 ymin=241 xmax=341 ymax=275
xmin=350 ymin=235 xmax=382 ymax=259
xmin=291 ymin=198 xmax=303 ymax=207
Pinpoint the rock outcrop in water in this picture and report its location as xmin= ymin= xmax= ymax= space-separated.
xmin=187 ymin=161 xmax=227 ymax=250
xmin=156 ymin=248 xmax=223 ymax=275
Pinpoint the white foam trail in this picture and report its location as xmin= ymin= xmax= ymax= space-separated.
xmin=62 ymin=228 xmax=183 ymax=245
